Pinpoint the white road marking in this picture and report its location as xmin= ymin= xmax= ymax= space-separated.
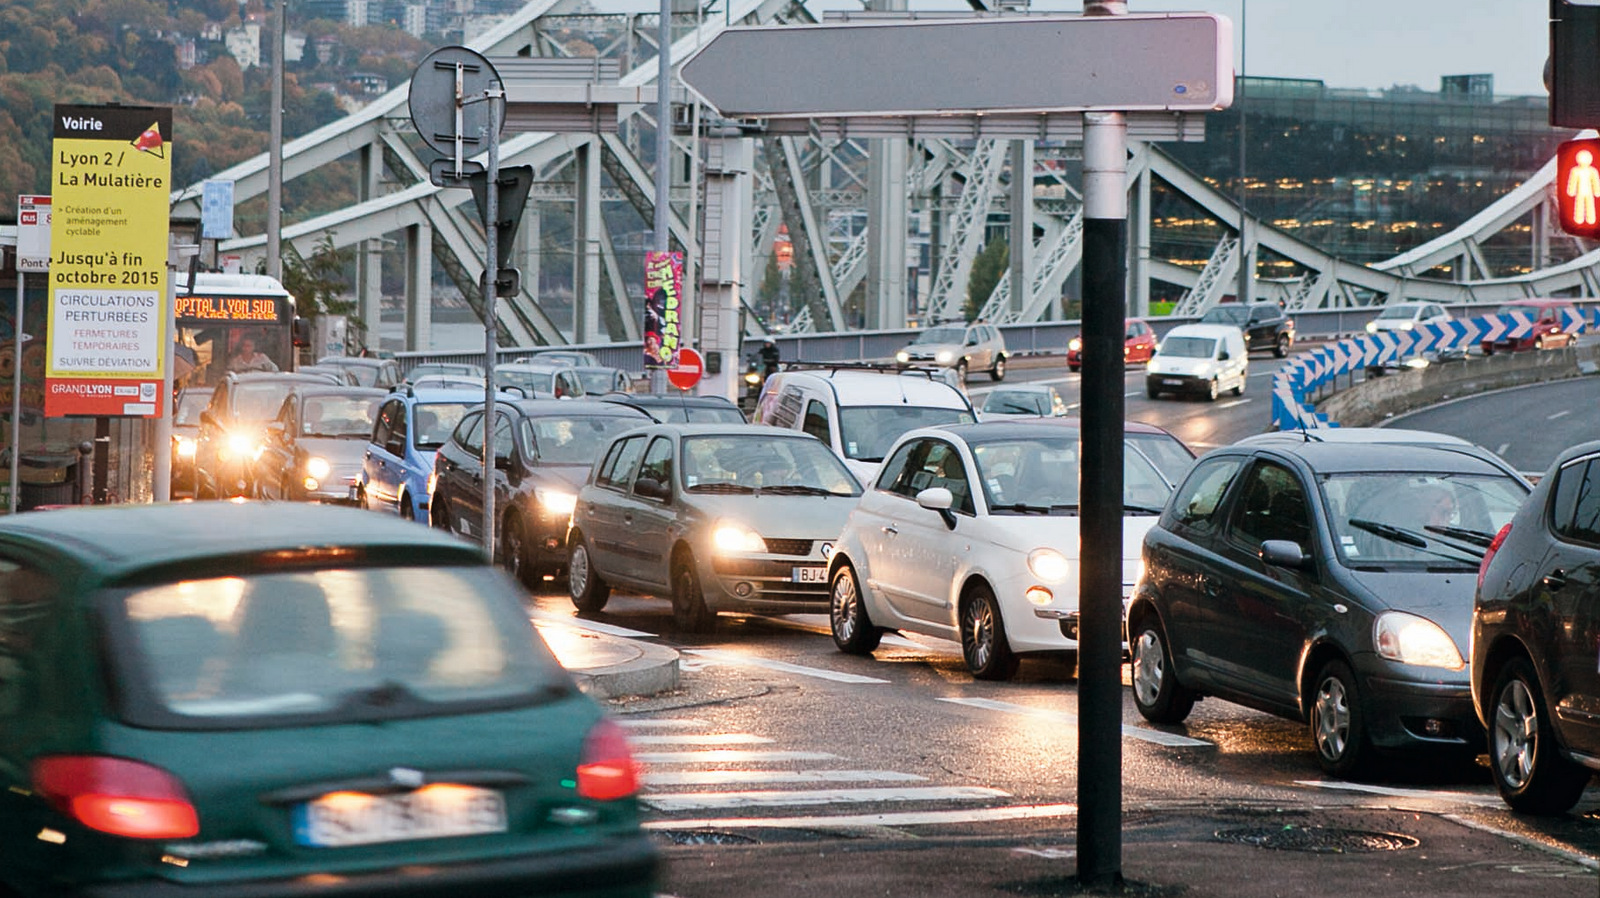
xmin=626 ymin=733 xmax=774 ymax=746
xmin=1548 ymin=409 xmax=1573 ymax=420
xmin=1496 ymin=442 xmax=1511 ymax=456
xmin=528 ymin=611 xmax=656 ymax=639
xmin=642 ymin=769 xmax=928 ymax=787
xmin=1013 ymin=847 xmax=1077 ymax=859
xmin=1294 ymin=780 xmax=1502 ymax=808
xmin=636 ymin=750 xmax=841 ymax=764
xmin=644 ymin=785 xmax=1009 ymax=812
xmin=1441 ymin=813 xmax=1600 ymax=871
xmin=937 ymin=696 xmax=1212 ymax=748
xmin=683 ymin=649 xmax=891 ymax=684
xmin=641 ymin=803 xmax=1078 ymax=831
xmin=616 ymin=718 xmax=709 ymax=729
xmin=1124 ymin=391 xmax=1142 ymax=397
xmin=1215 ymin=398 xmax=1253 ymax=409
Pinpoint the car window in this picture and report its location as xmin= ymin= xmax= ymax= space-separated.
xmin=302 ymin=395 xmax=381 ymax=439
xmin=837 ymin=405 xmax=975 ymax=462
xmin=635 ymin=437 xmax=674 ymax=499
xmin=456 ymin=411 xmax=484 ymax=455
xmin=1167 ymin=456 xmax=1245 ymax=534
xmin=596 ymin=435 xmax=646 ymax=491
xmin=374 ymin=399 xmax=401 ymax=453
xmin=769 ymin=386 xmax=804 ymax=429
xmin=1229 ymin=461 xmax=1313 ymax=550
xmin=887 ymin=439 xmax=974 ymax=514
xmin=1324 ymin=471 xmax=1526 ymax=568
xmin=233 ymin=382 xmax=296 ymax=422
xmin=0 ymin=557 xmax=57 ymax=717
xmin=972 ymin=436 xmax=1170 ymax=515
xmin=801 ymin=400 xmax=832 ymax=444
xmin=412 ymin=402 xmax=474 ymax=451
xmin=108 ymin=566 xmax=566 ymax=730
xmin=523 ymin=414 xmax=644 ymax=465
xmin=876 ymin=441 xmax=918 ymax=492
xmin=175 ymin=390 xmax=211 ymax=426
xmin=491 ymin=413 xmax=514 ymax=460
xmin=682 ymin=434 xmax=859 ymax=496
xmin=1157 ymin=336 xmax=1217 ymax=359
xmin=1551 ymin=457 xmax=1600 ymax=546
xmin=1127 ymin=432 xmax=1196 ymax=485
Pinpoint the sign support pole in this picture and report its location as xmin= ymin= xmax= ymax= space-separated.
xmin=649 ymin=0 xmax=672 ymax=395
xmin=481 ymin=84 xmax=503 ymax=561
xmin=1077 ymin=3 xmax=1128 ymax=889
xmin=9 ymin=272 xmax=22 ymax=514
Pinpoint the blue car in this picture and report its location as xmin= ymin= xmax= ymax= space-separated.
xmin=359 ymin=387 xmax=483 ymax=520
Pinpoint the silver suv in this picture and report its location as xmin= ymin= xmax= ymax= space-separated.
xmin=895 ymin=321 xmax=1008 ymax=382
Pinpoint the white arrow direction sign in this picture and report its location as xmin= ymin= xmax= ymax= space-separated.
xmin=679 ymin=14 xmax=1233 ymax=119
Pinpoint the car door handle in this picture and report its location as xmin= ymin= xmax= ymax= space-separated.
xmin=1544 ymin=569 xmax=1568 ymax=590
xmin=624 ymin=513 xmax=633 ymax=524
xmin=882 ymin=525 xmax=898 ymax=535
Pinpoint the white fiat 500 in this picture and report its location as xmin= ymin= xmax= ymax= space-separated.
xmin=826 ymin=421 xmax=1174 ymax=679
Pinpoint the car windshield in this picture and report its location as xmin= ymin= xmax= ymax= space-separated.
xmin=837 ymin=406 xmax=976 ymax=462
xmin=1199 ymin=306 xmax=1247 ymax=325
xmin=982 ymin=390 xmax=1050 ymax=416
xmin=522 ymin=415 xmax=645 ymax=464
xmin=413 ymin=402 xmax=476 ymax=451
xmin=339 ymin=365 xmax=379 ymax=387
xmin=535 ymin=352 xmax=593 ymax=366
xmin=1495 ymin=304 xmax=1544 ymax=316
xmin=682 ymin=435 xmax=861 ymax=496
xmin=576 ymin=370 xmax=618 ymax=393
xmin=108 ymin=566 xmax=566 ymax=729
xmin=972 ymin=436 xmax=1172 ymax=515
xmin=301 ymin=395 xmax=381 ymax=438
xmin=234 ymin=382 xmax=297 ymax=422
xmin=1322 ymin=472 xmax=1527 ymax=569
xmin=914 ymin=325 xmax=966 ymax=345
xmin=175 ymin=391 xmax=211 ymax=426
xmin=1377 ymin=304 xmax=1423 ymax=320
xmin=1126 ymin=432 xmax=1196 ymax=485
xmin=496 ymin=367 xmax=555 ymax=395
xmin=412 ymin=363 xmax=480 ymax=379
xmin=1159 ymin=336 xmax=1218 ymax=359
xmin=647 ymin=404 xmax=746 ymax=424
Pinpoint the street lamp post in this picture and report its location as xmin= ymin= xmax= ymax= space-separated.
xmin=267 ymin=0 xmax=285 ymax=282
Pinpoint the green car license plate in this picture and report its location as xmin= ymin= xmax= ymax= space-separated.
xmin=293 ymin=785 xmax=507 ymax=847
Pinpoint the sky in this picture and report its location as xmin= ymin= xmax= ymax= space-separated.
xmin=783 ymin=0 xmax=1552 ymax=96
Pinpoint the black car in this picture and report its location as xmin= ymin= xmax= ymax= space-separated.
xmin=253 ymin=386 xmax=385 ymax=503
xmin=194 ymin=371 xmax=349 ymax=499
xmin=431 ymin=399 xmax=653 ymax=586
xmin=1198 ymin=302 xmax=1296 ymax=357
xmin=1472 ymin=439 xmax=1600 ymax=813
xmin=600 ymin=392 xmax=747 ymax=424
xmin=1130 ymin=440 xmax=1528 ymax=776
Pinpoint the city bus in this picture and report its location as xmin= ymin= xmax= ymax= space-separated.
xmin=174 ymin=272 xmax=308 ymax=389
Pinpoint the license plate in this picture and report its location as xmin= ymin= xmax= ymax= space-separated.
xmin=348 ymin=484 xmax=360 ymax=501
xmin=293 ymin=786 xmax=507 ymax=847
xmin=1163 ymin=378 xmax=1183 ymax=386
xmin=792 ymin=566 xmax=827 ymax=583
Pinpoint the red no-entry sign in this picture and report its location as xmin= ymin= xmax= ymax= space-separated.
xmin=667 ymin=347 xmax=704 ymax=390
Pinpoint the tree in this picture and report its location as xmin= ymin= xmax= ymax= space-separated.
xmin=277 ymin=233 xmax=356 ymax=323
xmin=965 ymin=237 xmax=1008 ymax=321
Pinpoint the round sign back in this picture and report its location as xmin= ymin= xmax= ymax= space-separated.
xmin=667 ymin=348 xmax=704 ymax=390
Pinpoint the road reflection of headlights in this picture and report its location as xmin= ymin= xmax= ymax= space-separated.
xmin=536 ymin=487 xmax=577 ymax=516
xmin=176 ymin=437 xmax=197 ymax=458
xmin=712 ymin=521 xmax=767 ymax=554
xmin=895 ymin=350 xmax=910 ymax=364
xmin=1028 ymin=548 xmax=1071 ymax=583
xmin=1374 ymin=611 xmax=1464 ymax=669
xmin=305 ymin=457 xmax=331 ymax=479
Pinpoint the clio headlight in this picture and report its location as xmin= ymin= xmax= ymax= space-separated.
xmin=536 ymin=487 xmax=578 ymax=516
xmin=935 ymin=350 xmax=955 ymax=364
xmin=895 ymin=350 xmax=911 ymax=364
xmin=1374 ymin=611 xmax=1464 ymax=670
xmin=712 ymin=521 xmax=767 ymax=554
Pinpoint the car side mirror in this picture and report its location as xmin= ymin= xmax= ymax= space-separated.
xmin=1259 ymin=540 xmax=1308 ymax=569
xmin=200 ymin=410 xmax=218 ymax=429
xmin=916 ymin=486 xmax=958 ymax=530
xmin=1218 ymin=351 xmax=1230 ymax=361
xmin=494 ymin=452 xmax=514 ymax=472
xmin=634 ymin=477 xmax=669 ymax=501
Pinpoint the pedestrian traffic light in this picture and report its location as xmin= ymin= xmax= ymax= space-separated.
xmin=1557 ymin=137 xmax=1600 ymax=237
xmin=1551 ymin=0 xmax=1600 ymax=127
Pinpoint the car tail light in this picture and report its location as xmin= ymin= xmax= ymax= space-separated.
xmin=576 ymin=719 xmax=639 ymax=801
xmin=1478 ymin=523 xmax=1512 ymax=592
xmin=31 ymin=756 xmax=200 ymax=839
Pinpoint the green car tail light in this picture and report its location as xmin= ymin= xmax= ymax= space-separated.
xmin=31 ymin=756 xmax=201 ymax=840
xmin=576 ymin=719 xmax=640 ymax=801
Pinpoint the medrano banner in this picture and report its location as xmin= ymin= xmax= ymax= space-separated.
xmin=45 ymin=103 xmax=172 ymax=417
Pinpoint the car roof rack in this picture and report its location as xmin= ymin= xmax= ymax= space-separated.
xmin=776 ymin=361 xmax=945 ymax=381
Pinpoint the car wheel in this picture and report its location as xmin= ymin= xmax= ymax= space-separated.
xmin=399 ymin=494 xmax=415 ymax=521
xmin=1310 ymin=659 xmax=1372 ymax=778
xmin=1481 ymin=342 xmax=1495 ymax=356
xmin=960 ymin=583 xmax=1019 ymax=680
xmin=1274 ymin=333 xmax=1291 ymax=358
xmin=431 ymin=495 xmax=452 ymax=531
xmin=1146 ymin=384 xmax=1160 ymax=399
xmin=1231 ymin=376 xmax=1244 ymax=397
xmin=671 ymin=550 xmax=715 ymax=633
xmin=502 ymin=517 xmax=536 ymax=588
xmin=1068 ymin=362 xmax=1081 ymax=373
xmin=829 ymin=561 xmax=882 ymax=655
xmin=955 ymin=359 xmax=969 ymax=382
xmin=1489 ymin=657 xmax=1590 ymax=814
xmin=1206 ymin=378 xmax=1219 ymax=402
xmin=1535 ymin=336 xmax=1545 ymax=351
xmin=990 ymin=356 xmax=1007 ymax=382
xmin=1131 ymin=617 xmax=1195 ymax=724
xmin=568 ymin=533 xmax=611 ymax=613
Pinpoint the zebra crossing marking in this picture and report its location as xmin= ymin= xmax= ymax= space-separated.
xmin=937 ymin=696 xmax=1212 ymax=748
xmin=635 ymin=749 xmax=841 ymax=764
xmin=682 ymin=648 xmax=891 ymax=684
xmin=641 ymin=803 xmax=1079 ymax=831
xmin=642 ymin=769 xmax=928 ymax=787
xmin=626 ymin=733 xmax=774 ymax=746
xmin=643 ymin=785 xmax=1009 ymax=812
xmin=616 ymin=718 xmax=709 ymax=729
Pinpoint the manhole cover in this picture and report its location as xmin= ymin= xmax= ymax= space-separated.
xmin=652 ymin=830 xmax=760 ymax=846
xmin=1214 ymin=825 xmax=1419 ymax=853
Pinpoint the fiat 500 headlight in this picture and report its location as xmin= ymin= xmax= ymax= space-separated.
xmin=1374 ymin=611 xmax=1463 ymax=669
xmin=1028 ymin=548 xmax=1072 ymax=584
xmin=305 ymin=456 xmax=331 ymax=479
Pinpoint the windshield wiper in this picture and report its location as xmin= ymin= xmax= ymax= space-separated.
xmin=990 ymin=402 xmax=1041 ymax=415
xmin=1422 ymin=523 xmax=1495 ymax=548
xmin=993 ymin=503 xmax=1054 ymax=515
xmin=688 ymin=482 xmax=756 ymax=494
xmin=336 ymin=679 xmax=425 ymax=711
xmin=1123 ymin=502 xmax=1165 ymax=515
xmin=1347 ymin=518 xmax=1482 ymax=563
xmin=760 ymin=485 xmax=838 ymax=496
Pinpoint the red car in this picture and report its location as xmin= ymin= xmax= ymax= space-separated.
xmin=1068 ymin=318 xmax=1158 ymax=372
xmin=1480 ymin=298 xmax=1579 ymax=355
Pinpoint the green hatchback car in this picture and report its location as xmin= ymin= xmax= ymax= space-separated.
xmin=0 ymin=502 xmax=654 ymax=898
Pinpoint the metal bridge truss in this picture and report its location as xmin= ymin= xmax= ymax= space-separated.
xmin=173 ymin=0 xmax=1600 ymax=350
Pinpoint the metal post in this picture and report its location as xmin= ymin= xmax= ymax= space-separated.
xmin=266 ymin=0 xmax=285 ymax=281
xmin=1077 ymin=3 xmax=1127 ymax=889
xmin=92 ymin=423 xmax=111 ymax=504
xmin=1233 ymin=0 xmax=1248 ymax=307
xmin=481 ymin=85 xmax=503 ymax=561
xmin=9 ymin=272 xmax=23 ymax=514
xmin=650 ymin=0 xmax=672 ymax=394
xmin=153 ymin=233 xmax=186 ymax=503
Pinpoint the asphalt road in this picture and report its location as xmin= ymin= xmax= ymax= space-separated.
xmin=1385 ymin=376 xmax=1600 ymax=474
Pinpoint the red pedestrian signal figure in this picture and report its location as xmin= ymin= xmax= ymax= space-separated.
xmin=1557 ymin=137 xmax=1600 ymax=238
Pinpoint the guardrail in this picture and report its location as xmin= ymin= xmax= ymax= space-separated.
xmin=391 ymin=298 xmax=1600 ymax=378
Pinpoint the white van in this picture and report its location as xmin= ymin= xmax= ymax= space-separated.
xmin=1144 ymin=323 xmax=1247 ymax=401
xmin=753 ymin=367 xmax=977 ymax=484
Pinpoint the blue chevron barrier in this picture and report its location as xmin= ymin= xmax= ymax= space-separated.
xmin=1272 ymin=309 xmax=1591 ymax=430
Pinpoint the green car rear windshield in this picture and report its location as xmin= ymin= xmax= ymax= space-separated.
xmin=104 ymin=565 xmax=569 ymax=729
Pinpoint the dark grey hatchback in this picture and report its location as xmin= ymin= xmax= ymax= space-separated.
xmin=1473 ymin=439 xmax=1600 ymax=814
xmin=1130 ymin=439 xmax=1528 ymax=777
